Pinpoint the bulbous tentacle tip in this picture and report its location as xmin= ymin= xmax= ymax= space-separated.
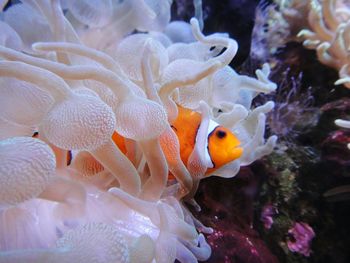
xmin=42 ymin=93 xmax=116 ymax=151
xmin=335 ymin=77 xmax=350 ymax=85
xmin=265 ymin=101 xmax=276 ymax=111
xmin=335 ymin=119 xmax=350 ymax=128
xmin=190 ymin=17 xmax=199 ymax=26
xmin=31 ymin=42 xmax=44 ymax=51
xmin=261 ymin=63 xmax=271 ymax=75
xmin=0 ymin=137 xmax=56 ymax=208
xmin=303 ymin=39 xmax=321 ymax=49
xmin=115 ymin=96 xmax=168 ymax=141
xmin=189 ymin=233 xmax=212 ymax=261
xmin=269 ymin=135 xmax=278 ymax=145
xmin=297 ymin=29 xmax=316 ymax=39
xmin=319 ymin=41 xmax=331 ymax=49
xmin=56 ymin=222 xmax=130 ymax=262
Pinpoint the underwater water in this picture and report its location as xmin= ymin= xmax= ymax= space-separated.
xmin=0 ymin=0 xmax=350 ymax=263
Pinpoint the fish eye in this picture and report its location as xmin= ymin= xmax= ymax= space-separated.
xmin=216 ymin=130 xmax=226 ymax=139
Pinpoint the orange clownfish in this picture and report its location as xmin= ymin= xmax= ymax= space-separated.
xmin=112 ymin=105 xmax=243 ymax=176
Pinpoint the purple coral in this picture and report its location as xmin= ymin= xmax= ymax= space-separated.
xmin=267 ymin=72 xmax=317 ymax=142
xmin=287 ymin=222 xmax=315 ymax=257
xmin=260 ymin=204 xmax=278 ymax=230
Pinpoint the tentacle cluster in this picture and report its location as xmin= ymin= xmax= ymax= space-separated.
xmin=293 ymin=0 xmax=350 ymax=87
xmin=0 ymin=0 xmax=276 ymax=262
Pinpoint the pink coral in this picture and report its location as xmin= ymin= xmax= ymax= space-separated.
xmin=260 ymin=204 xmax=278 ymax=230
xmin=287 ymin=222 xmax=315 ymax=257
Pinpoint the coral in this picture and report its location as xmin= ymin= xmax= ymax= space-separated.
xmin=297 ymin=0 xmax=350 ymax=88
xmin=250 ymin=1 xmax=292 ymax=61
xmin=193 ymin=168 xmax=279 ymax=263
xmin=247 ymin=2 xmax=350 ymax=263
xmin=268 ymin=0 xmax=350 ymax=211
xmin=321 ymin=106 xmax=350 ymax=202
xmin=248 ymin=0 xmax=311 ymax=62
xmin=0 ymin=0 xmax=276 ymax=262
xmin=287 ymin=222 xmax=315 ymax=257
xmin=260 ymin=69 xmax=320 ymax=149
xmin=261 ymin=204 xmax=278 ymax=230
xmin=274 ymin=0 xmax=311 ymax=38
xmin=259 ymin=0 xmax=350 ymax=80
xmin=334 ymin=119 xmax=350 ymax=149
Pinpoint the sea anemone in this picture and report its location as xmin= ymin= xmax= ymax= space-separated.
xmin=0 ymin=0 xmax=276 ymax=262
xmin=297 ymin=0 xmax=350 ymax=88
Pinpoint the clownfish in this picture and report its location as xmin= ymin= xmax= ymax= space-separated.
xmin=169 ymin=105 xmax=243 ymax=175
xmin=112 ymin=105 xmax=243 ymax=176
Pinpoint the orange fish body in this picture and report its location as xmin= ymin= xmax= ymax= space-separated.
xmin=170 ymin=106 xmax=202 ymax=169
xmin=112 ymin=105 xmax=243 ymax=176
xmin=112 ymin=131 xmax=127 ymax=154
